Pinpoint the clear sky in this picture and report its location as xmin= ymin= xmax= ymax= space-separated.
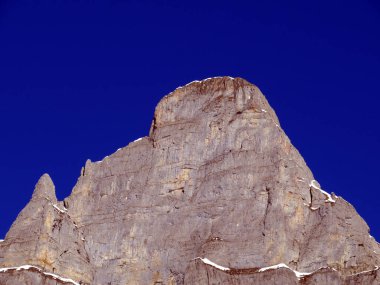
xmin=0 ymin=0 xmax=379 ymax=240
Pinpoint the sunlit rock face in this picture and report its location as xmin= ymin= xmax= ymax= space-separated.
xmin=0 ymin=77 xmax=379 ymax=285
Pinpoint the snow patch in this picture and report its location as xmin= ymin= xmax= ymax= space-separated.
xmin=0 ymin=265 xmax=35 ymax=272
xmin=185 ymin=80 xmax=201 ymax=86
xmin=0 ymin=239 xmax=3 ymax=243
xmin=303 ymin=202 xmax=320 ymax=211
xmin=43 ymin=272 xmax=80 ymax=284
xmin=195 ymin=259 xmax=341 ymax=280
xmin=309 ymin=180 xmax=336 ymax=203
xmin=197 ymin=257 xmax=230 ymax=271
xmin=0 ymin=265 xmax=80 ymax=285
xmin=350 ymin=266 xmax=379 ymax=276
xmin=211 ymin=237 xmax=223 ymax=241
xmin=191 ymin=76 xmax=235 ymax=86
xmin=52 ymin=204 xmax=67 ymax=214
xmin=258 ymin=263 xmax=313 ymax=279
xmin=133 ymin=137 xmax=142 ymax=143
xmin=174 ymin=77 xmax=236 ymax=92
xmin=261 ymin=109 xmax=267 ymax=113
xmin=94 ymin=154 xmax=111 ymax=164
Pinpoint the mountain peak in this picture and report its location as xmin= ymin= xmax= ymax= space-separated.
xmin=31 ymin=173 xmax=57 ymax=203
xmin=150 ymin=76 xmax=280 ymax=136
xmin=0 ymin=78 xmax=379 ymax=285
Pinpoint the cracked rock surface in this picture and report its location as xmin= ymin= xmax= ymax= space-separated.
xmin=0 ymin=77 xmax=379 ymax=284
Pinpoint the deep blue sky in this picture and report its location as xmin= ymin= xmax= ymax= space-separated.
xmin=0 ymin=0 xmax=379 ymax=240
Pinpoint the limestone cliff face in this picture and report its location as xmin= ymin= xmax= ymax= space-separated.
xmin=0 ymin=77 xmax=379 ymax=285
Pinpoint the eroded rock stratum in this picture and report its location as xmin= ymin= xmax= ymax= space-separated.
xmin=0 ymin=77 xmax=379 ymax=285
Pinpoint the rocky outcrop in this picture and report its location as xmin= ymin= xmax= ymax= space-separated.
xmin=0 ymin=174 xmax=92 ymax=283
xmin=0 ymin=77 xmax=378 ymax=284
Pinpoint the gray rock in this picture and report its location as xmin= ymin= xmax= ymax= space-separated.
xmin=0 ymin=77 xmax=378 ymax=284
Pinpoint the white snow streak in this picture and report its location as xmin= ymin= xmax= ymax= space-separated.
xmin=303 ymin=203 xmax=320 ymax=210
xmin=196 ymin=257 xmax=230 ymax=271
xmin=173 ymin=76 xmax=236 ymax=92
xmin=52 ymin=204 xmax=67 ymax=214
xmin=0 ymin=240 xmax=3 ymax=243
xmin=0 ymin=265 xmax=80 ymax=285
xmin=349 ymin=266 xmax=379 ymax=276
xmin=43 ymin=272 xmax=80 ymax=284
xmin=196 ymin=255 xmax=379 ymax=279
xmin=188 ymin=76 xmax=235 ymax=86
xmin=261 ymin=109 xmax=267 ymax=113
xmin=319 ymin=189 xmax=336 ymax=203
xmin=258 ymin=263 xmax=313 ymax=279
xmin=309 ymin=180 xmax=336 ymax=203
xmin=0 ymin=265 xmax=35 ymax=272
xmin=94 ymin=138 xmax=142 ymax=164
xmin=196 ymin=258 xmax=343 ymax=280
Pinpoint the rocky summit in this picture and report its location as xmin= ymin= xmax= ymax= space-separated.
xmin=0 ymin=77 xmax=379 ymax=285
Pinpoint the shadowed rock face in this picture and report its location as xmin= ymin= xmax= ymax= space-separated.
xmin=0 ymin=77 xmax=378 ymax=285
